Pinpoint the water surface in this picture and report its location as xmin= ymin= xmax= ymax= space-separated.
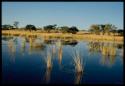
xmin=2 ymin=35 xmax=123 ymax=84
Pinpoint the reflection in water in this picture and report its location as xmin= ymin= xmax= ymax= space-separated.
xmin=2 ymin=35 xmax=123 ymax=84
xmin=44 ymin=39 xmax=55 ymax=44
xmin=28 ymin=37 xmax=46 ymax=55
xmin=20 ymin=37 xmax=26 ymax=56
xmin=52 ymin=44 xmax=56 ymax=58
xmin=101 ymin=43 xmax=116 ymax=67
xmin=2 ymin=36 xmax=13 ymax=41
xmin=58 ymin=45 xmax=63 ymax=66
xmin=87 ymin=41 xmax=121 ymax=67
xmin=46 ymin=52 xmax=52 ymax=69
xmin=62 ymin=40 xmax=78 ymax=47
xmin=45 ymin=47 xmax=53 ymax=69
xmin=120 ymin=49 xmax=123 ymax=64
xmin=44 ymin=48 xmax=53 ymax=84
xmin=72 ymin=49 xmax=83 ymax=73
xmin=57 ymin=40 xmax=63 ymax=69
xmin=29 ymin=37 xmax=34 ymax=55
xmin=43 ymin=39 xmax=78 ymax=47
xmin=8 ymin=39 xmax=16 ymax=63
xmin=88 ymin=41 xmax=101 ymax=55
xmin=74 ymin=72 xmax=83 ymax=84
xmin=44 ymin=67 xmax=52 ymax=84
xmin=72 ymin=49 xmax=83 ymax=84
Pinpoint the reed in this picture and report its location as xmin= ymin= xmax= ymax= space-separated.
xmin=101 ymin=43 xmax=117 ymax=66
xmin=8 ymin=39 xmax=16 ymax=62
xmin=74 ymin=72 xmax=82 ymax=84
xmin=20 ymin=37 xmax=26 ymax=55
xmin=58 ymin=45 xmax=63 ymax=65
xmin=46 ymin=50 xmax=52 ymax=69
xmin=45 ymin=66 xmax=52 ymax=84
xmin=52 ymin=44 xmax=56 ymax=57
xmin=72 ymin=49 xmax=83 ymax=73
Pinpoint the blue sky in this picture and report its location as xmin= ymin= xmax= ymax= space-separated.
xmin=2 ymin=2 xmax=123 ymax=30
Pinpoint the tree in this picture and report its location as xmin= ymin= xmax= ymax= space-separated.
xmin=68 ymin=26 xmax=79 ymax=34
xmin=13 ymin=21 xmax=19 ymax=29
xmin=2 ymin=24 xmax=13 ymax=30
xmin=99 ymin=24 xmax=105 ymax=35
xmin=111 ymin=25 xmax=117 ymax=35
xmin=104 ymin=24 xmax=113 ymax=35
xmin=43 ymin=24 xmax=57 ymax=32
xmin=60 ymin=26 xmax=69 ymax=33
xmin=25 ymin=24 xmax=36 ymax=31
xmin=117 ymin=29 xmax=123 ymax=36
xmin=90 ymin=24 xmax=100 ymax=35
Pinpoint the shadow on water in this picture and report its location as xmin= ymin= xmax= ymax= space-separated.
xmin=61 ymin=40 xmax=78 ymax=47
xmin=44 ymin=39 xmax=78 ymax=47
xmin=2 ymin=36 xmax=14 ymax=41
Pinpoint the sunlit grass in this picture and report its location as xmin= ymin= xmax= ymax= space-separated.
xmin=2 ymin=30 xmax=123 ymax=42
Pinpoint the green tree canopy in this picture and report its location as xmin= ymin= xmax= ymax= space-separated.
xmin=13 ymin=21 xmax=19 ymax=29
xmin=43 ymin=24 xmax=57 ymax=32
xmin=25 ymin=24 xmax=36 ymax=31
xmin=117 ymin=29 xmax=123 ymax=36
xmin=90 ymin=24 xmax=100 ymax=35
xmin=60 ymin=26 xmax=69 ymax=33
xmin=2 ymin=24 xmax=14 ymax=30
xmin=68 ymin=26 xmax=79 ymax=34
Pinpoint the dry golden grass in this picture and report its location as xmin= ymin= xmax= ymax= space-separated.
xmin=2 ymin=30 xmax=123 ymax=42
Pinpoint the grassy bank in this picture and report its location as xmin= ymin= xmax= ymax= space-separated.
xmin=2 ymin=30 xmax=123 ymax=42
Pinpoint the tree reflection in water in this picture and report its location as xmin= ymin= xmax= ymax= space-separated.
xmin=100 ymin=43 xmax=116 ymax=67
xmin=62 ymin=39 xmax=78 ymax=47
xmin=20 ymin=36 xmax=26 ymax=56
xmin=28 ymin=36 xmax=46 ymax=55
xmin=8 ymin=38 xmax=16 ymax=63
xmin=88 ymin=41 xmax=101 ymax=55
xmin=87 ymin=41 xmax=122 ymax=67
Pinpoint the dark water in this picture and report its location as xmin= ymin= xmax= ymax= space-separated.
xmin=2 ymin=35 xmax=123 ymax=84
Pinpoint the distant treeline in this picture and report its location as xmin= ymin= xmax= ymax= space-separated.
xmin=2 ymin=21 xmax=123 ymax=35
